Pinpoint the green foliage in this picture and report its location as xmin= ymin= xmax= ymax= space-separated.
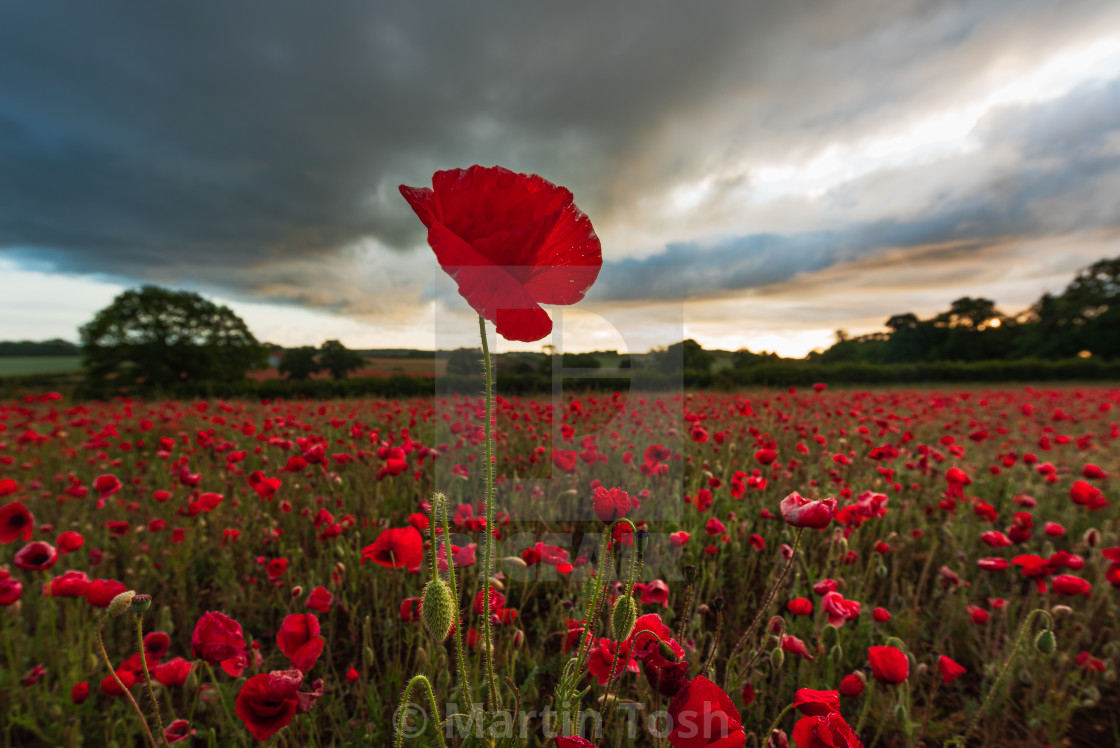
xmin=79 ymin=285 xmax=265 ymax=387
xmin=561 ymin=352 xmax=602 ymax=368
xmin=0 ymin=338 xmax=79 ymax=357
xmin=318 ymin=339 xmax=366 ymax=379
xmin=279 ymin=346 xmax=321 ymax=380
xmin=446 ymin=347 xmax=483 ymax=376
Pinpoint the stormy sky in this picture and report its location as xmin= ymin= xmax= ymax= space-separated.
xmin=2 ymin=1 xmax=1119 ymax=356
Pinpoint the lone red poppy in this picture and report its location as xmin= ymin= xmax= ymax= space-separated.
xmin=400 ymin=165 xmax=602 ymax=342
xmin=360 ymin=526 xmax=423 ymax=571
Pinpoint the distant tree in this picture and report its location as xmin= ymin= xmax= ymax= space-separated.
xmin=319 ymin=339 xmax=366 ymax=379
xmin=562 ymin=352 xmax=602 ymax=368
xmin=935 ymin=297 xmax=999 ymax=328
xmin=658 ymin=339 xmax=714 ymax=373
xmin=80 ymin=285 xmax=264 ymax=386
xmin=884 ymin=313 xmax=919 ymax=333
xmin=279 ymin=347 xmax=320 ymax=380
xmin=0 ymin=339 xmax=80 ymax=357
xmin=446 ymin=348 xmax=483 ymax=376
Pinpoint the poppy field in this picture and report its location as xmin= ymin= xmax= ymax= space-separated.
xmin=1 ymin=383 xmax=1118 ymax=747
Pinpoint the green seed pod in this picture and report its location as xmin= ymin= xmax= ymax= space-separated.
xmin=658 ymin=641 xmax=681 ymax=662
xmin=130 ymin=594 xmax=152 ymax=613
xmin=770 ymin=647 xmax=785 ymax=668
xmin=420 ymin=580 xmax=456 ymax=642
xmin=107 ymin=591 xmax=137 ymax=618
xmin=612 ymin=595 xmax=637 ymax=641
xmin=1034 ymin=629 xmax=1056 ymax=656
xmin=635 ymin=529 xmax=651 ymax=555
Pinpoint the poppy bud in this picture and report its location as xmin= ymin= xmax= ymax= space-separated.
xmin=821 ymin=623 xmax=840 ymax=645
xmin=684 ymin=565 xmax=697 ymax=584
xmin=658 ymin=641 xmax=680 ymax=662
xmin=1050 ymin=604 xmax=1073 ymax=620
xmin=363 ymin=646 xmax=374 ymax=666
xmin=770 ymin=647 xmax=785 ymax=668
xmin=1084 ymin=528 xmax=1101 ymax=547
xmin=768 ymin=616 xmax=785 ymax=634
xmin=513 ymin=629 xmax=524 ymax=649
xmin=420 ymin=580 xmax=456 ymax=642
xmin=713 ymin=595 xmax=726 ymax=612
xmin=612 ymin=596 xmax=637 ymax=641
xmin=876 ymin=562 xmax=888 ymax=578
xmin=130 ymin=594 xmax=152 ymax=613
xmin=894 ymin=704 xmax=908 ymax=724
xmin=635 ymin=529 xmax=651 ymax=555
xmin=107 ymin=590 xmax=137 ymax=618
xmin=1034 ymin=629 xmax=1056 ymax=655
xmin=829 ymin=644 xmax=844 ymax=663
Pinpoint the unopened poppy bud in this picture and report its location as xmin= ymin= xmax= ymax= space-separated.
xmin=876 ymin=562 xmax=888 ymax=579
xmin=1034 ymin=629 xmax=1056 ymax=655
xmin=829 ymin=644 xmax=844 ymax=663
xmin=1050 ymin=604 xmax=1073 ymax=620
xmin=1083 ymin=528 xmax=1101 ymax=547
xmin=130 ymin=594 xmax=152 ymax=613
xmin=684 ymin=565 xmax=697 ymax=584
xmin=612 ymin=596 xmax=637 ymax=641
xmin=894 ymin=704 xmax=908 ymax=724
xmin=291 ymin=586 xmax=303 ymax=598
xmin=767 ymin=728 xmax=789 ymax=748
xmin=713 ymin=596 xmax=726 ymax=612
xmin=821 ymin=623 xmax=840 ymax=645
xmin=420 ymin=580 xmax=456 ymax=642
xmin=513 ymin=629 xmax=524 ymax=648
xmin=635 ymin=529 xmax=651 ymax=555
xmin=768 ymin=616 xmax=785 ymax=634
xmin=107 ymin=590 xmax=137 ymax=618
xmin=1103 ymin=642 xmax=1119 ymax=659
xmin=363 ymin=646 xmax=375 ymax=666
xmin=697 ymin=604 xmax=710 ymax=616
xmin=770 ymin=647 xmax=785 ymax=668
xmin=416 ymin=647 xmax=429 ymax=665
xmin=1084 ymin=685 xmax=1101 ymax=704
xmin=658 ymin=641 xmax=680 ymax=662
xmin=916 ymin=663 xmax=928 ymax=678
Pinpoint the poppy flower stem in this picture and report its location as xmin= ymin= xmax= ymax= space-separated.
xmin=478 ymin=315 xmax=501 ymax=711
xmin=395 ymin=674 xmax=447 ymax=748
xmin=762 ymin=704 xmax=793 ymax=745
xmin=958 ymin=608 xmax=1053 ymax=746
xmin=135 ymin=613 xmax=167 ymax=743
xmin=95 ymin=617 xmax=160 ymax=748
xmin=724 ymin=527 xmax=803 ymax=692
xmin=433 ymin=493 xmax=475 ymax=716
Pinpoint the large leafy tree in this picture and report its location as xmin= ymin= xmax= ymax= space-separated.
xmin=318 ymin=340 xmax=366 ymax=379
xmin=278 ymin=347 xmax=321 ymax=380
xmin=80 ymin=286 xmax=265 ymax=386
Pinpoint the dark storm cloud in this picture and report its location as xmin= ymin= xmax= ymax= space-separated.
xmin=591 ymin=78 xmax=1120 ymax=303
xmin=0 ymin=0 xmax=1118 ymax=311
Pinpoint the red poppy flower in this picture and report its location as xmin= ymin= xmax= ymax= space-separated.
xmin=57 ymin=531 xmax=84 ymax=554
xmin=400 ymin=165 xmax=602 ymax=342
xmin=154 ymin=658 xmax=193 ymax=688
xmin=938 ymin=655 xmax=966 ymax=685
xmin=235 ymin=670 xmax=303 ymax=741
xmin=1051 ymin=574 xmax=1091 ymax=597
xmin=14 ymin=541 xmax=58 ymax=571
xmin=0 ymin=576 xmax=22 ymax=606
xmin=552 ymin=449 xmax=579 ymax=473
xmin=666 ymin=674 xmax=746 ymax=748
xmin=94 ymin=474 xmax=122 ymax=498
xmin=792 ymin=688 xmax=840 ymax=716
xmin=821 ymin=592 xmax=861 ymax=627
xmin=839 ymin=673 xmax=864 ymax=697
xmin=0 ymin=501 xmax=34 ymax=543
xmin=592 ymin=485 xmax=630 ymax=523
xmin=306 ymin=586 xmax=333 ymax=613
xmin=143 ymin=631 xmax=171 ymax=660
xmin=71 ymin=681 xmax=90 ymax=704
xmin=788 ymin=597 xmax=813 ymax=616
xmin=191 ymin=611 xmax=249 ymax=677
xmin=360 ymin=527 xmax=423 ymax=571
xmin=868 ymin=645 xmax=909 ymax=685
xmin=555 ymin=738 xmax=596 ymax=748
xmin=779 ymin=492 xmax=837 ymax=529
xmin=0 ymin=478 xmax=20 ymax=497
xmin=791 ymin=712 xmax=862 ymax=748
xmin=276 ymin=613 xmax=325 ymax=671
xmin=84 ymin=578 xmax=128 ymax=607
xmin=163 ymin=719 xmax=195 ymax=744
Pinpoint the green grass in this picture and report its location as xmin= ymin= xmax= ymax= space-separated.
xmin=0 ymin=356 xmax=82 ymax=376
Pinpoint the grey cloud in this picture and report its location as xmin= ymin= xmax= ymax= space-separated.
xmin=0 ymin=0 xmax=1118 ymax=317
